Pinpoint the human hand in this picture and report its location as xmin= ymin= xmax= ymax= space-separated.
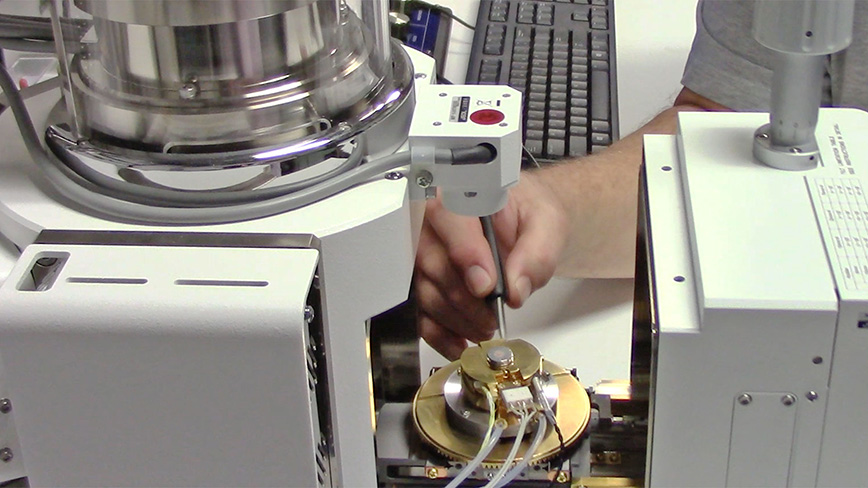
xmin=414 ymin=171 xmax=569 ymax=359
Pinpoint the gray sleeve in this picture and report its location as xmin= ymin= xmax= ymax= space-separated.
xmin=681 ymin=0 xmax=776 ymax=111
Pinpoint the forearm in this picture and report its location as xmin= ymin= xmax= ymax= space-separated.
xmin=532 ymin=102 xmax=706 ymax=278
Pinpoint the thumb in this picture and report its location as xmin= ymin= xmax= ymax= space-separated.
xmin=501 ymin=211 xmax=565 ymax=308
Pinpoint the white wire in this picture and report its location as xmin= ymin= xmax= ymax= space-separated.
xmin=479 ymin=388 xmax=497 ymax=450
xmin=444 ymin=422 xmax=505 ymax=488
xmin=493 ymin=413 xmax=548 ymax=487
xmin=483 ymin=409 xmax=532 ymax=488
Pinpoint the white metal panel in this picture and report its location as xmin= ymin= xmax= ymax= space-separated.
xmin=644 ymin=123 xmax=839 ymax=487
xmin=0 ymin=360 xmax=26 ymax=483
xmin=0 ymin=244 xmax=321 ymax=487
xmin=676 ymin=111 xmax=838 ymax=313
xmin=817 ymin=300 xmax=868 ymax=486
xmin=726 ymin=392 xmax=798 ymax=488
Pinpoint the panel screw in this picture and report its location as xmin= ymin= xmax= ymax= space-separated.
xmin=426 ymin=467 xmax=438 ymax=479
xmin=499 ymin=122 xmax=508 ymax=127
xmin=179 ymin=80 xmax=199 ymax=100
xmin=384 ymin=172 xmax=404 ymax=180
xmin=806 ymin=391 xmax=819 ymax=402
xmin=433 ymin=121 xmax=442 ymax=126
xmin=0 ymin=399 xmax=9 ymax=414
xmin=464 ymin=192 xmax=477 ymax=198
xmin=0 ymin=448 xmax=12 ymax=463
xmin=304 ymin=306 xmax=315 ymax=324
xmin=439 ymin=92 xmax=447 ymax=97
xmin=812 ymin=356 xmax=823 ymax=364
xmin=782 ymin=394 xmax=797 ymax=406
xmin=415 ymin=73 xmax=427 ymax=79
xmin=416 ymin=171 xmax=433 ymax=188
xmin=738 ymin=393 xmax=752 ymax=405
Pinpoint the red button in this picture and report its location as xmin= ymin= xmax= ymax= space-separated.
xmin=470 ymin=109 xmax=505 ymax=125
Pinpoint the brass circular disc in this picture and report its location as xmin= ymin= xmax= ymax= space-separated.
xmin=460 ymin=339 xmax=542 ymax=386
xmin=412 ymin=358 xmax=590 ymax=466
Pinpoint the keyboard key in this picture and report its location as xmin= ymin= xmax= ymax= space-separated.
xmin=548 ymin=128 xmax=567 ymax=140
xmin=549 ymin=119 xmax=567 ymax=130
xmin=591 ymin=17 xmax=608 ymax=30
xmin=591 ymin=60 xmax=609 ymax=71
xmin=528 ymin=110 xmax=546 ymax=122
xmin=525 ymin=138 xmax=544 ymax=156
xmin=570 ymin=116 xmax=588 ymax=129
xmin=527 ymin=119 xmax=545 ymax=130
xmin=591 ymin=133 xmax=612 ymax=145
xmin=526 ymin=129 xmax=544 ymax=140
xmin=590 ymin=68 xmax=610 ymax=120
xmin=570 ymin=125 xmax=588 ymax=136
xmin=569 ymin=136 xmax=588 ymax=156
xmin=547 ymin=139 xmax=566 ymax=157
xmin=591 ymin=120 xmax=611 ymax=133
xmin=591 ymin=31 xmax=608 ymax=44
xmin=591 ymin=50 xmax=608 ymax=61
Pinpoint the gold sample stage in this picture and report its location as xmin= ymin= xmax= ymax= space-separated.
xmin=413 ymin=339 xmax=591 ymax=467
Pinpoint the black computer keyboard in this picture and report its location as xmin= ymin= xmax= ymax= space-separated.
xmin=466 ymin=0 xmax=618 ymax=163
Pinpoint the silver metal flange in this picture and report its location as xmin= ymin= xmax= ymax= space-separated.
xmin=753 ymin=124 xmax=820 ymax=171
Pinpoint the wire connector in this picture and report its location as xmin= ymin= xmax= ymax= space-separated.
xmin=499 ymin=385 xmax=534 ymax=414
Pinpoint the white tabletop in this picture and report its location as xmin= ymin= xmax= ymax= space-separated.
xmin=422 ymin=0 xmax=699 ymax=386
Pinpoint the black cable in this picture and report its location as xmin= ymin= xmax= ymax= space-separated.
xmin=546 ymin=420 xmax=567 ymax=488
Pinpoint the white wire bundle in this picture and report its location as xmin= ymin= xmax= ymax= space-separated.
xmin=445 ymin=388 xmax=502 ymax=488
xmin=492 ymin=413 xmax=548 ymax=487
xmin=483 ymin=408 xmax=533 ymax=488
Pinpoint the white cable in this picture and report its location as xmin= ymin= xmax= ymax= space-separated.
xmin=483 ymin=410 xmax=532 ymax=488
xmin=493 ymin=413 xmax=548 ymax=487
xmin=479 ymin=388 xmax=496 ymax=450
xmin=444 ymin=420 xmax=506 ymax=488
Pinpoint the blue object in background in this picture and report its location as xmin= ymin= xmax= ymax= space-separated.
xmin=405 ymin=7 xmax=442 ymax=58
